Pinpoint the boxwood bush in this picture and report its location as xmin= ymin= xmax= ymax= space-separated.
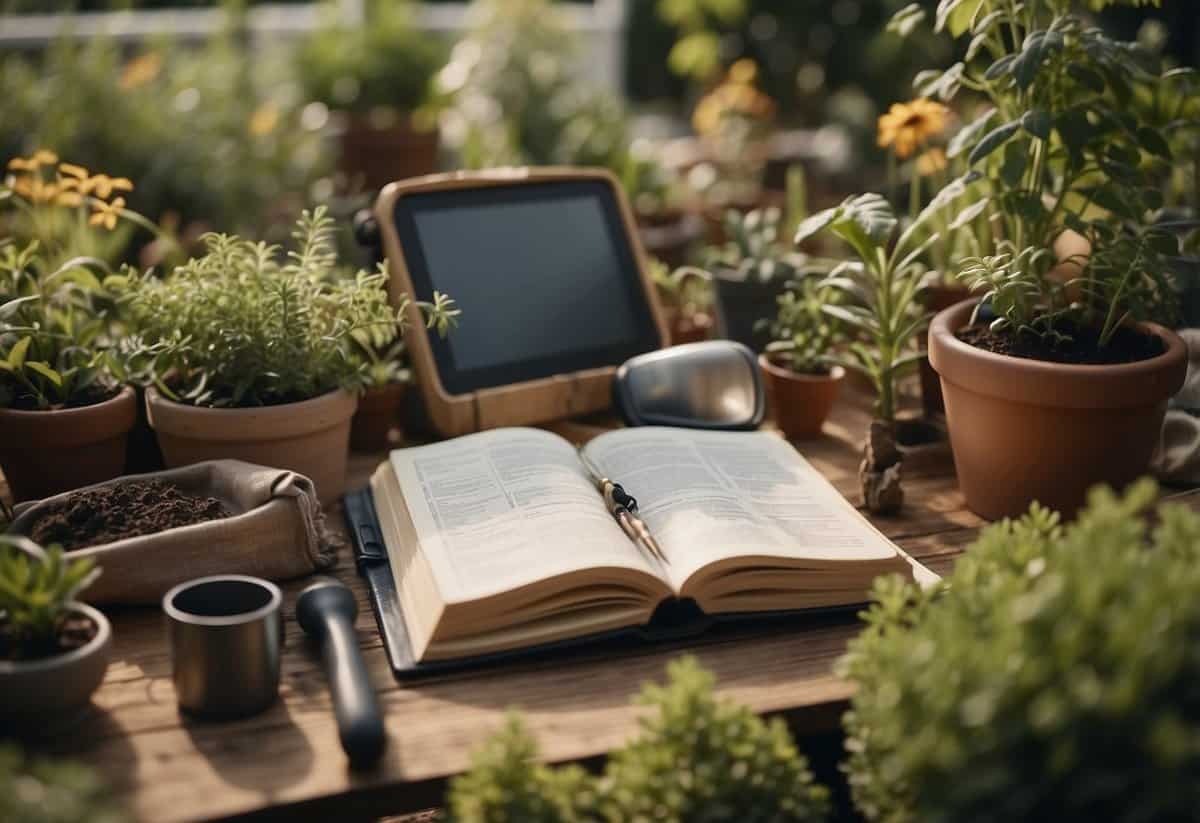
xmin=840 ymin=478 xmax=1200 ymax=822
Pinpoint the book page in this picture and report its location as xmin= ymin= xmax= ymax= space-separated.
xmin=388 ymin=428 xmax=661 ymax=603
xmin=583 ymin=427 xmax=900 ymax=589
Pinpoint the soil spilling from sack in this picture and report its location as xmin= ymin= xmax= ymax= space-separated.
xmin=29 ymin=479 xmax=230 ymax=551
xmin=958 ymin=323 xmax=1164 ymax=365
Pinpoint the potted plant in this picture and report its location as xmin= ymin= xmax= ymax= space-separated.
xmin=702 ymin=206 xmax=809 ymax=351
xmin=910 ymin=0 xmax=1189 ymax=519
xmin=795 ymin=186 xmax=972 ymax=512
xmin=447 ymin=656 xmax=831 ymax=822
xmin=296 ymin=0 xmax=446 ymax=190
xmin=760 ymin=278 xmax=847 ymax=440
xmin=648 ymin=258 xmax=714 ymax=346
xmin=348 ymin=338 xmax=412 ymax=453
xmin=120 ymin=207 xmax=457 ymax=502
xmin=0 ymin=152 xmax=156 ymax=502
xmin=840 ymin=479 xmax=1200 ymax=821
xmin=0 ymin=535 xmax=110 ymax=735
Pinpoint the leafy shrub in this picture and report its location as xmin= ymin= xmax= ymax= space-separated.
xmin=446 ymin=656 xmax=830 ymax=823
xmin=119 ymin=207 xmax=457 ymax=407
xmin=765 ymin=278 xmax=845 ymax=376
xmin=0 ymin=535 xmax=100 ymax=661
xmin=0 ymin=743 xmax=124 ymax=823
xmin=295 ymin=0 xmax=446 ymax=114
xmin=840 ymin=478 xmax=1200 ymax=822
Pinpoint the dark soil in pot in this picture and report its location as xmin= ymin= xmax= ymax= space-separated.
xmin=27 ymin=479 xmax=229 ymax=551
xmin=958 ymin=323 xmax=1165 ymax=365
xmin=1 ymin=612 xmax=97 ymax=662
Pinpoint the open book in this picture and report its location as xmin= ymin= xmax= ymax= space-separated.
xmin=367 ymin=427 xmax=929 ymax=663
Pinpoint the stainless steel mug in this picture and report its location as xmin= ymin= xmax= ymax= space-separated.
xmin=163 ymin=575 xmax=283 ymax=718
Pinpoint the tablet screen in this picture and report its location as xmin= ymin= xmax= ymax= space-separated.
xmin=393 ymin=180 xmax=661 ymax=395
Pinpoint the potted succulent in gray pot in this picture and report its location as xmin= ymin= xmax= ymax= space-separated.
xmin=702 ymin=206 xmax=807 ymax=351
xmin=0 ymin=153 xmax=149 ymax=502
xmin=908 ymin=0 xmax=1190 ymax=519
xmin=0 ymin=535 xmax=111 ymax=735
xmin=121 ymin=207 xmax=457 ymax=502
xmin=760 ymin=278 xmax=846 ymax=440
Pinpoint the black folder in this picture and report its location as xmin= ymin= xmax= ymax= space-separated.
xmin=344 ymin=487 xmax=874 ymax=681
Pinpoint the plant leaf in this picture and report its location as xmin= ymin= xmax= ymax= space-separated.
xmin=887 ymin=3 xmax=926 ymax=37
xmin=967 ymin=120 xmax=1020 ymax=165
xmin=24 ymin=361 xmax=62 ymax=387
xmin=7 ymin=336 xmax=31 ymax=370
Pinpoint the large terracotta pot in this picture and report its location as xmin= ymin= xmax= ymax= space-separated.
xmin=350 ymin=382 xmax=406 ymax=453
xmin=760 ymin=355 xmax=843 ymax=440
xmin=146 ymin=388 xmax=358 ymax=503
xmin=0 ymin=386 xmax=137 ymax=502
xmin=929 ymin=299 xmax=1187 ymax=520
xmin=0 ymin=602 xmax=111 ymax=736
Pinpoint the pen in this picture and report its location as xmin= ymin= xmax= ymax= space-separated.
xmin=577 ymin=449 xmax=668 ymax=565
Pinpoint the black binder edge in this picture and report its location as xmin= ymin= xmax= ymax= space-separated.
xmin=345 ymin=487 xmax=869 ymax=681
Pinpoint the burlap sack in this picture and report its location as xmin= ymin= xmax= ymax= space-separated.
xmin=7 ymin=460 xmax=339 ymax=605
xmin=1154 ymin=329 xmax=1200 ymax=486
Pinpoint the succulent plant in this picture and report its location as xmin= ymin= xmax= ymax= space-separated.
xmin=0 ymin=535 xmax=100 ymax=661
xmin=840 ymin=478 xmax=1200 ymax=822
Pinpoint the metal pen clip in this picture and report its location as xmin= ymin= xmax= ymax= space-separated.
xmin=578 ymin=448 xmax=668 ymax=565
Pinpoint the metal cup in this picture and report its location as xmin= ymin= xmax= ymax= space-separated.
xmin=163 ymin=575 xmax=283 ymax=719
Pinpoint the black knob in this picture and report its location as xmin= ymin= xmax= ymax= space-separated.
xmin=352 ymin=209 xmax=380 ymax=250
xmin=296 ymin=578 xmax=386 ymax=768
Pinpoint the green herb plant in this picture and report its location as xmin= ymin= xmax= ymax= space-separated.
xmin=840 ymin=478 xmax=1200 ymax=822
xmin=764 ymin=278 xmax=845 ymax=376
xmin=120 ymin=207 xmax=458 ymax=408
xmin=447 ymin=656 xmax=831 ymax=823
xmin=892 ymin=0 xmax=1184 ymax=350
xmin=0 ymin=535 xmax=100 ymax=662
xmin=0 ymin=153 xmax=156 ymax=410
xmin=794 ymin=186 xmax=974 ymax=423
xmin=0 ymin=744 xmax=125 ymax=823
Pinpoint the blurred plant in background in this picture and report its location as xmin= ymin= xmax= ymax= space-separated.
xmin=0 ymin=17 xmax=330 ymax=259
xmin=0 ymin=743 xmax=124 ymax=823
xmin=690 ymin=58 xmax=776 ymax=209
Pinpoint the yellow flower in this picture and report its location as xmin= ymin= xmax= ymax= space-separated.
xmin=89 ymin=196 xmax=125 ymax=230
xmin=248 ymin=104 xmax=280 ymax=137
xmin=728 ymin=58 xmax=758 ymax=85
xmin=7 ymin=149 xmax=58 ymax=172
xmin=58 ymin=162 xmax=89 ymax=181
xmin=11 ymin=174 xmax=58 ymax=204
xmin=916 ymin=147 xmax=948 ymax=176
xmin=56 ymin=189 xmax=84 ymax=207
xmin=877 ymin=98 xmax=950 ymax=160
xmin=81 ymin=174 xmax=134 ymax=198
xmin=120 ymin=52 xmax=163 ymax=90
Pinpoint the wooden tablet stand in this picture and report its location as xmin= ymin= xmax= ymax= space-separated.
xmin=374 ymin=167 xmax=669 ymax=438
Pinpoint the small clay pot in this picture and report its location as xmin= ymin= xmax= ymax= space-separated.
xmin=350 ymin=382 xmax=406 ymax=453
xmin=929 ymin=299 xmax=1187 ymax=520
xmin=146 ymin=388 xmax=358 ymax=504
xmin=760 ymin=355 xmax=844 ymax=440
xmin=0 ymin=602 xmax=111 ymax=736
xmin=0 ymin=386 xmax=137 ymax=503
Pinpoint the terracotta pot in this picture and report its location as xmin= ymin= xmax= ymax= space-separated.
xmin=760 ymin=355 xmax=844 ymax=440
xmin=918 ymin=283 xmax=973 ymax=419
xmin=929 ymin=299 xmax=1187 ymax=520
xmin=350 ymin=382 xmax=406 ymax=453
xmin=339 ymin=113 xmax=439 ymax=191
xmin=0 ymin=386 xmax=137 ymax=503
xmin=0 ymin=602 xmax=111 ymax=736
xmin=146 ymin=388 xmax=358 ymax=503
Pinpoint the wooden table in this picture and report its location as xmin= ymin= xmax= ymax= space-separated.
xmin=5 ymin=390 xmax=1017 ymax=821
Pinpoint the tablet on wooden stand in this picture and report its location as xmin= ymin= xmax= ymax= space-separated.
xmin=374 ymin=167 xmax=669 ymax=437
